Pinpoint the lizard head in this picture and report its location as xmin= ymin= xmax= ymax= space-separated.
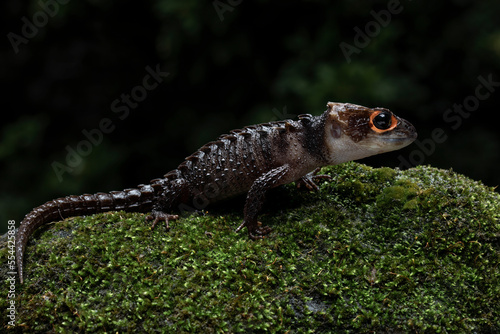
xmin=323 ymin=102 xmax=417 ymax=164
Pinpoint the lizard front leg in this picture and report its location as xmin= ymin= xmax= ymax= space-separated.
xmin=236 ymin=165 xmax=290 ymax=239
xmin=296 ymin=167 xmax=332 ymax=191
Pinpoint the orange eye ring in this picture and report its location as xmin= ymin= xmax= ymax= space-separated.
xmin=369 ymin=110 xmax=398 ymax=133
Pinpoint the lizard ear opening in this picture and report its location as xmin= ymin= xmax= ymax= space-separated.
xmin=330 ymin=120 xmax=342 ymax=138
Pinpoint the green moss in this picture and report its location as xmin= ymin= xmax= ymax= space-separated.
xmin=1 ymin=162 xmax=499 ymax=332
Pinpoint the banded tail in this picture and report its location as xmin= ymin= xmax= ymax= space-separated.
xmin=16 ymin=185 xmax=158 ymax=284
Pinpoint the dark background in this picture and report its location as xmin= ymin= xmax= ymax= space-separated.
xmin=2 ymin=0 xmax=499 ymax=233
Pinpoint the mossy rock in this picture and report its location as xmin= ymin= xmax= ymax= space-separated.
xmin=1 ymin=162 xmax=499 ymax=333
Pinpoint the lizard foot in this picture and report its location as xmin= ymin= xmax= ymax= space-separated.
xmin=146 ymin=210 xmax=179 ymax=230
xmin=235 ymin=221 xmax=272 ymax=240
xmin=296 ymin=167 xmax=332 ymax=191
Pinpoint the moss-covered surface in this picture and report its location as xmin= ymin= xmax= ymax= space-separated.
xmin=1 ymin=162 xmax=499 ymax=333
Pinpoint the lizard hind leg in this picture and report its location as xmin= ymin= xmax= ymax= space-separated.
xmin=146 ymin=210 xmax=179 ymax=230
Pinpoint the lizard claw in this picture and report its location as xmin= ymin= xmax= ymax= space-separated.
xmin=236 ymin=220 xmax=272 ymax=240
xmin=146 ymin=210 xmax=179 ymax=230
xmin=296 ymin=167 xmax=332 ymax=191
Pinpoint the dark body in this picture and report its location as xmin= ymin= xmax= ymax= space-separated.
xmin=16 ymin=102 xmax=417 ymax=283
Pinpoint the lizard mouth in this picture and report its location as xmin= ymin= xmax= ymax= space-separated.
xmin=379 ymin=134 xmax=417 ymax=147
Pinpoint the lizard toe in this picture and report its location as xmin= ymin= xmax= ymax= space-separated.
xmin=236 ymin=220 xmax=272 ymax=239
xmin=297 ymin=167 xmax=332 ymax=191
xmin=146 ymin=210 xmax=179 ymax=230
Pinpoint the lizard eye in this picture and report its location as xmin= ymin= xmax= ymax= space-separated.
xmin=370 ymin=110 xmax=398 ymax=133
xmin=373 ymin=111 xmax=391 ymax=129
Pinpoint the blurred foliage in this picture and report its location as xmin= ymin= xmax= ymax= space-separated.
xmin=1 ymin=0 xmax=500 ymax=232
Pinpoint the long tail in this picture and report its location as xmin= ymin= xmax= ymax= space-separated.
xmin=16 ymin=185 xmax=158 ymax=284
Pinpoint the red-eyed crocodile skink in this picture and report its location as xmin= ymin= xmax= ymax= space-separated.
xmin=16 ymin=102 xmax=417 ymax=283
